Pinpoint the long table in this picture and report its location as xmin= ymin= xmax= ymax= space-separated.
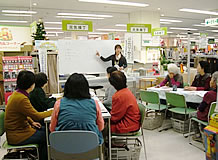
xmin=147 ymin=87 xmax=208 ymax=103
xmin=44 ymin=94 xmax=111 ymax=160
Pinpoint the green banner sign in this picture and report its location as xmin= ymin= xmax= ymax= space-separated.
xmin=30 ymin=21 xmax=37 ymax=34
xmin=152 ymin=27 xmax=167 ymax=36
xmin=200 ymin=33 xmax=208 ymax=37
xmin=208 ymin=39 xmax=215 ymax=44
xmin=62 ymin=20 xmax=93 ymax=32
xmin=205 ymin=18 xmax=218 ymax=26
xmin=127 ymin=24 xmax=151 ymax=33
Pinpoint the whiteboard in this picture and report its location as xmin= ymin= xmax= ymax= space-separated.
xmin=58 ymin=40 xmax=121 ymax=74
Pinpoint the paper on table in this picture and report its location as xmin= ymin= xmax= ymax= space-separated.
xmin=50 ymin=93 xmax=63 ymax=99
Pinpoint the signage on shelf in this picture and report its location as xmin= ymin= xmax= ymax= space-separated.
xmin=127 ymin=24 xmax=151 ymax=33
xmin=0 ymin=25 xmax=32 ymax=51
xmin=152 ymin=27 xmax=167 ymax=36
xmin=205 ymin=18 xmax=218 ymax=26
xmin=62 ymin=20 xmax=93 ymax=32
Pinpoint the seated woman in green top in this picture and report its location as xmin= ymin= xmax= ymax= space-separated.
xmin=29 ymin=72 xmax=56 ymax=112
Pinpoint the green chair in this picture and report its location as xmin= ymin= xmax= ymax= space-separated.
xmin=112 ymin=103 xmax=147 ymax=160
xmin=0 ymin=111 xmax=39 ymax=159
xmin=188 ymin=102 xmax=217 ymax=150
xmin=165 ymin=92 xmax=197 ymax=120
xmin=140 ymin=90 xmax=167 ymax=112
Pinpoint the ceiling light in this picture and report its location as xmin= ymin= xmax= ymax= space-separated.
xmin=158 ymin=8 xmax=161 ymax=10
xmin=207 ymin=36 xmax=215 ymax=39
xmin=46 ymin=31 xmax=64 ymax=34
xmin=179 ymin=8 xmax=218 ymax=15
xmin=210 ymin=26 xmax=218 ymax=28
xmin=33 ymin=3 xmax=37 ymax=6
xmin=170 ymin=27 xmax=198 ymax=31
xmin=78 ymin=0 xmax=149 ymax=7
xmin=45 ymin=34 xmax=56 ymax=37
xmin=115 ymin=24 xmax=126 ymax=27
xmin=56 ymin=16 xmax=104 ymax=20
xmin=167 ymin=32 xmax=173 ymax=34
xmin=161 ymin=14 xmax=164 ymax=17
xmin=193 ymin=24 xmax=206 ymax=27
xmin=160 ymin=22 xmax=172 ymax=24
xmin=160 ymin=19 xmax=182 ymax=23
xmin=88 ymin=32 xmax=108 ymax=34
xmin=193 ymin=33 xmax=200 ymax=35
xmin=207 ymin=30 xmax=218 ymax=32
xmin=0 ymin=20 xmax=28 ymax=23
xmin=2 ymin=14 xmax=33 ymax=17
xmin=96 ymin=28 xmax=126 ymax=32
xmin=45 ymin=27 xmax=62 ymax=30
xmin=57 ymin=13 xmax=112 ymax=18
xmin=44 ymin=22 xmax=62 ymax=24
xmin=201 ymin=23 xmax=205 ymax=25
xmin=2 ymin=10 xmax=37 ymax=14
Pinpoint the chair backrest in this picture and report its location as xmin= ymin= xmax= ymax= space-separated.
xmin=0 ymin=111 xmax=5 ymax=136
xmin=208 ymin=102 xmax=217 ymax=122
xmin=140 ymin=90 xmax=159 ymax=104
xmin=49 ymin=130 xmax=101 ymax=160
xmin=165 ymin=92 xmax=186 ymax=108
xmin=138 ymin=103 xmax=146 ymax=126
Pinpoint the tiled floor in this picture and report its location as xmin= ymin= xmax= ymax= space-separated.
xmin=0 ymin=128 xmax=205 ymax=160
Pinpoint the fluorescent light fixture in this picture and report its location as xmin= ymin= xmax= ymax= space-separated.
xmin=57 ymin=12 xmax=112 ymax=18
xmin=167 ymin=32 xmax=173 ymax=34
xmin=193 ymin=33 xmax=200 ymax=35
xmin=2 ymin=10 xmax=37 ymax=14
xmin=88 ymin=32 xmax=108 ymax=34
xmin=45 ymin=34 xmax=56 ymax=37
xmin=207 ymin=36 xmax=215 ymax=39
xmin=206 ymin=30 xmax=218 ymax=32
xmin=193 ymin=24 xmax=206 ymax=27
xmin=0 ymin=20 xmax=28 ymax=23
xmin=3 ymin=14 xmax=33 ymax=17
xmin=115 ymin=24 xmax=127 ymax=27
xmin=45 ymin=27 xmax=62 ymax=30
xmin=96 ymin=28 xmax=126 ymax=32
xmin=201 ymin=23 xmax=205 ymax=25
xmin=33 ymin=3 xmax=37 ymax=6
xmin=161 ymin=14 xmax=164 ymax=17
xmin=180 ymin=32 xmax=187 ymax=35
xmin=45 ymin=22 xmax=62 ymax=24
xmin=46 ymin=31 xmax=64 ymax=34
xmin=170 ymin=27 xmax=198 ymax=31
xmin=78 ymin=0 xmax=149 ymax=7
xmin=179 ymin=8 xmax=218 ymax=16
xmin=56 ymin=16 xmax=104 ymax=20
xmin=160 ymin=22 xmax=172 ymax=24
xmin=210 ymin=26 xmax=218 ymax=28
xmin=160 ymin=19 xmax=182 ymax=23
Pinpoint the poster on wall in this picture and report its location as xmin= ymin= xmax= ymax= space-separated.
xmin=142 ymin=33 xmax=160 ymax=46
xmin=38 ymin=48 xmax=47 ymax=74
xmin=35 ymin=40 xmax=58 ymax=50
xmin=0 ymin=25 xmax=32 ymax=51
xmin=124 ymin=33 xmax=134 ymax=64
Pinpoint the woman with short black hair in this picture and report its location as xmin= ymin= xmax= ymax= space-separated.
xmin=109 ymin=71 xmax=140 ymax=133
xmin=50 ymin=73 xmax=104 ymax=144
xmin=96 ymin=44 xmax=127 ymax=70
xmin=29 ymin=72 xmax=56 ymax=112
xmin=185 ymin=61 xmax=211 ymax=91
xmin=5 ymin=70 xmax=52 ymax=160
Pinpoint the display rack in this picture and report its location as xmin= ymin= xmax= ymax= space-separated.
xmin=3 ymin=56 xmax=33 ymax=104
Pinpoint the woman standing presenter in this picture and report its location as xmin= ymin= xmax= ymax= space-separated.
xmin=96 ymin=44 xmax=127 ymax=70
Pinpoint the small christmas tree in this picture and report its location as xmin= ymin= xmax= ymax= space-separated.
xmin=32 ymin=19 xmax=46 ymax=40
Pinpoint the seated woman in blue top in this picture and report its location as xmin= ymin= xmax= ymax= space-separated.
xmin=50 ymin=73 xmax=104 ymax=144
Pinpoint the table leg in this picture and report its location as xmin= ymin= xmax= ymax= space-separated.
xmin=108 ymin=119 xmax=111 ymax=160
xmin=45 ymin=122 xmax=51 ymax=160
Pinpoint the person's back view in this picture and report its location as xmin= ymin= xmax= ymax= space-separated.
xmin=103 ymin=67 xmax=117 ymax=112
xmin=50 ymin=73 xmax=104 ymax=144
xmin=109 ymin=71 xmax=140 ymax=133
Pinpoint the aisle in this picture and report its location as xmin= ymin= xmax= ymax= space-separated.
xmin=140 ymin=128 xmax=205 ymax=160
